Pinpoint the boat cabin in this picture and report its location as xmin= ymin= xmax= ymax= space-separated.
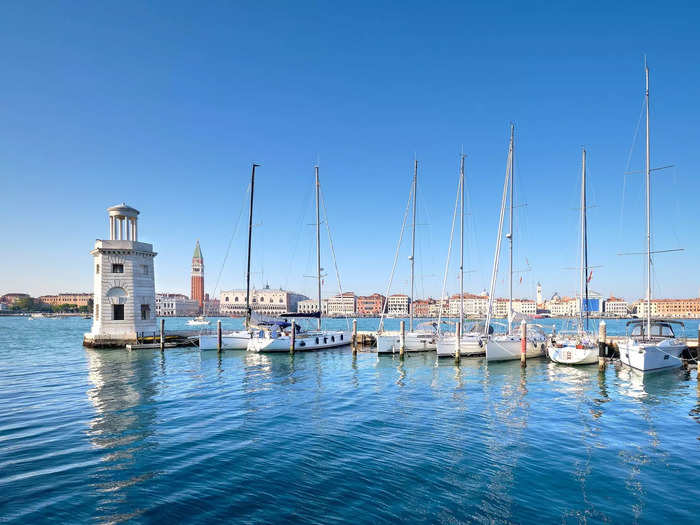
xmin=627 ymin=319 xmax=683 ymax=340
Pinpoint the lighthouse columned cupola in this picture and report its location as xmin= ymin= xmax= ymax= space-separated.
xmin=108 ymin=203 xmax=139 ymax=241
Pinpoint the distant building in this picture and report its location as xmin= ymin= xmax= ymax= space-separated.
xmin=512 ymin=299 xmax=537 ymax=316
xmin=636 ymin=298 xmax=700 ymax=318
xmin=220 ymin=286 xmax=308 ymax=317
xmin=38 ymin=293 xmax=93 ymax=307
xmin=297 ymin=298 xmax=328 ymax=315
xmin=327 ymin=292 xmax=356 ymax=316
xmin=428 ymin=300 xmax=449 ymax=318
xmin=0 ymin=293 xmax=30 ymax=305
xmin=604 ymin=297 xmax=629 ymax=317
xmin=411 ymin=298 xmax=435 ymax=317
xmin=204 ymin=298 xmax=220 ymax=316
xmin=387 ymin=294 xmax=410 ymax=316
xmin=356 ymin=293 xmax=386 ymax=316
xmin=191 ymin=241 xmax=204 ymax=309
xmin=156 ymin=293 xmax=199 ymax=317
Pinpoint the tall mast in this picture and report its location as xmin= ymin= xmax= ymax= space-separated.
xmin=645 ymin=64 xmax=651 ymax=339
xmin=459 ymin=154 xmax=465 ymax=326
xmin=315 ymin=165 xmax=322 ymax=331
xmin=579 ymin=148 xmax=589 ymax=331
xmin=409 ymin=159 xmax=418 ymax=331
xmin=245 ymin=163 xmax=259 ymax=329
xmin=507 ymin=124 xmax=514 ymax=334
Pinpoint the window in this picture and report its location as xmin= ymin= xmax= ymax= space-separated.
xmin=142 ymin=264 xmax=148 ymax=275
xmin=112 ymin=264 xmax=124 ymax=273
xmin=234 ymin=297 xmax=238 ymax=302
xmin=96 ymin=264 xmax=100 ymax=274
xmin=141 ymin=304 xmax=151 ymax=320
xmin=113 ymin=304 xmax=124 ymax=320
xmin=95 ymin=304 xmax=99 ymax=320
xmin=225 ymin=297 xmax=230 ymax=302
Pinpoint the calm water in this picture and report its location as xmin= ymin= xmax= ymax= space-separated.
xmin=1 ymin=316 xmax=699 ymax=523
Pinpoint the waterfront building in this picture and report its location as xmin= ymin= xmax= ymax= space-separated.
xmin=428 ymin=299 xmax=449 ymax=318
xmin=190 ymin=241 xmax=204 ymax=309
xmin=0 ymin=303 xmax=7 ymax=311
xmin=386 ymin=294 xmax=410 ymax=316
xmin=356 ymin=293 xmax=386 ymax=316
xmin=38 ymin=293 xmax=93 ymax=308
xmin=84 ymin=203 xmax=157 ymax=347
xmin=604 ymin=297 xmax=629 ymax=317
xmin=220 ymin=286 xmax=308 ymax=317
xmin=411 ymin=298 xmax=435 ymax=317
xmin=326 ymin=292 xmax=356 ymax=316
xmin=156 ymin=293 xmax=199 ymax=317
xmin=0 ymin=293 xmax=30 ymax=305
xmin=297 ymin=298 xmax=328 ymax=315
xmin=512 ymin=299 xmax=537 ymax=316
xmin=635 ymin=298 xmax=700 ymax=318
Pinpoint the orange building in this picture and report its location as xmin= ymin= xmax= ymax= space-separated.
xmin=356 ymin=293 xmax=386 ymax=316
xmin=411 ymin=298 xmax=435 ymax=317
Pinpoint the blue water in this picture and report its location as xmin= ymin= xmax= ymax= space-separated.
xmin=1 ymin=316 xmax=699 ymax=523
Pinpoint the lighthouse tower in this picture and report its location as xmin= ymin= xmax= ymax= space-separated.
xmin=83 ymin=203 xmax=157 ymax=347
xmin=191 ymin=240 xmax=204 ymax=310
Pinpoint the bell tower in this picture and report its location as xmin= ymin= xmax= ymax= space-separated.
xmin=83 ymin=203 xmax=157 ymax=348
xmin=191 ymin=240 xmax=204 ymax=309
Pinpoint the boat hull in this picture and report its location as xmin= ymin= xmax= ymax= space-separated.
xmin=548 ymin=344 xmax=598 ymax=365
xmin=486 ymin=335 xmax=546 ymax=362
xmin=376 ymin=332 xmax=436 ymax=354
xmin=199 ymin=331 xmax=250 ymax=350
xmin=248 ymin=331 xmax=351 ymax=352
xmin=618 ymin=338 xmax=685 ymax=371
xmin=436 ymin=334 xmax=485 ymax=357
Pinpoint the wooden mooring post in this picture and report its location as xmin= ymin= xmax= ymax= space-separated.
xmin=352 ymin=319 xmax=358 ymax=354
xmin=520 ymin=319 xmax=527 ymax=368
xmin=598 ymin=320 xmax=607 ymax=370
xmin=455 ymin=321 xmax=461 ymax=365
xmin=399 ymin=320 xmax=405 ymax=358
xmin=217 ymin=320 xmax=222 ymax=353
xmin=159 ymin=319 xmax=165 ymax=352
xmin=290 ymin=321 xmax=296 ymax=354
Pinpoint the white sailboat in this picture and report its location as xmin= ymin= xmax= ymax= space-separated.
xmin=199 ymin=163 xmax=259 ymax=350
xmin=436 ymin=154 xmax=487 ymax=358
xmin=618 ymin=64 xmax=687 ymax=372
xmin=486 ymin=125 xmax=546 ymax=362
xmin=247 ymin=166 xmax=350 ymax=352
xmin=187 ymin=299 xmax=211 ymax=326
xmin=548 ymin=148 xmax=598 ymax=365
xmin=377 ymin=160 xmax=438 ymax=354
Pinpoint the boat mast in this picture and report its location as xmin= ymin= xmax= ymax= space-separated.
xmin=459 ymin=154 xmax=465 ymax=328
xmin=316 ymin=165 xmax=322 ymax=331
xmin=579 ymin=148 xmax=589 ymax=331
xmin=409 ymin=159 xmax=417 ymax=331
xmin=645 ymin=64 xmax=652 ymax=340
xmin=507 ymin=124 xmax=514 ymax=334
xmin=245 ymin=163 xmax=259 ymax=329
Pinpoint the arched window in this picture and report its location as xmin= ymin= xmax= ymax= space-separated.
xmin=225 ymin=296 xmax=229 ymax=302
xmin=234 ymin=297 xmax=238 ymax=302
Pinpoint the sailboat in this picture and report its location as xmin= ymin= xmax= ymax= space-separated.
xmin=377 ymin=160 xmax=438 ymax=354
xmin=485 ymin=125 xmax=546 ymax=362
xmin=199 ymin=163 xmax=260 ymax=350
xmin=618 ymin=64 xmax=687 ymax=372
xmin=548 ymin=148 xmax=598 ymax=365
xmin=436 ymin=155 xmax=487 ymax=357
xmin=247 ymin=166 xmax=350 ymax=352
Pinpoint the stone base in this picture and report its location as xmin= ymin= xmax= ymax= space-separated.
xmin=83 ymin=332 xmax=138 ymax=349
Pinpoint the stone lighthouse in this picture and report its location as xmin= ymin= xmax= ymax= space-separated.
xmin=83 ymin=203 xmax=157 ymax=348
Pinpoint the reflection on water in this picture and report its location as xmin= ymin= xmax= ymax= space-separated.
xmin=85 ymin=349 xmax=159 ymax=523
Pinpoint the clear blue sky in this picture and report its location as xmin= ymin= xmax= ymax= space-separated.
xmin=2 ymin=1 xmax=698 ymax=303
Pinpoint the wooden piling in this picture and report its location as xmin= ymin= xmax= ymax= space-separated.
xmin=217 ymin=320 xmax=222 ymax=353
xmin=697 ymin=326 xmax=700 ymax=380
xmin=160 ymin=318 xmax=165 ymax=351
xmin=520 ymin=319 xmax=527 ymax=368
xmin=290 ymin=321 xmax=296 ymax=354
xmin=598 ymin=320 xmax=607 ymax=370
xmin=399 ymin=320 xmax=405 ymax=357
xmin=455 ymin=321 xmax=461 ymax=364
xmin=352 ymin=319 xmax=358 ymax=354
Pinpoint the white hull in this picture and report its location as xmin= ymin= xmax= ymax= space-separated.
xmin=187 ymin=320 xmax=211 ymax=326
xmin=618 ymin=338 xmax=685 ymax=372
xmin=376 ymin=331 xmax=436 ymax=354
xmin=436 ymin=333 xmax=485 ymax=357
xmin=199 ymin=330 xmax=250 ymax=350
xmin=486 ymin=335 xmax=546 ymax=362
xmin=247 ymin=330 xmax=351 ymax=352
xmin=548 ymin=344 xmax=598 ymax=365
